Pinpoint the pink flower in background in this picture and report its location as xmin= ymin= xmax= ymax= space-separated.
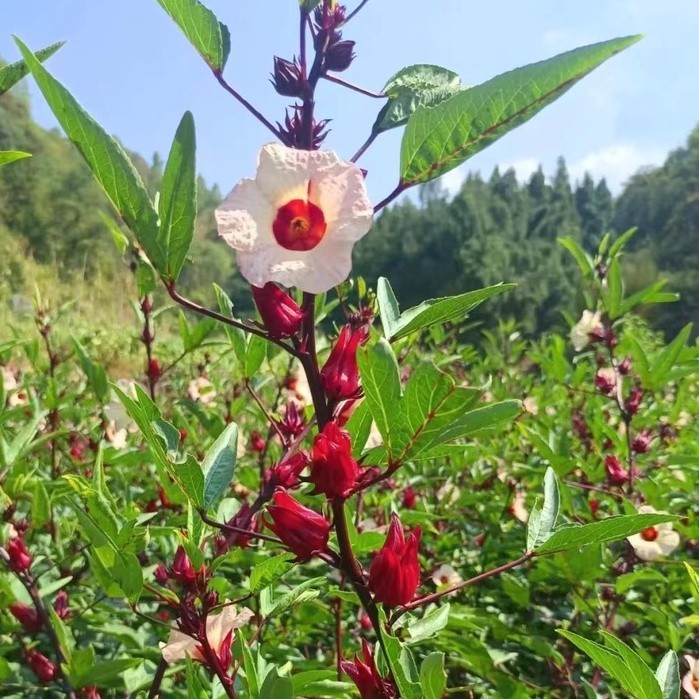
xmin=216 ymin=143 xmax=373 ymax=293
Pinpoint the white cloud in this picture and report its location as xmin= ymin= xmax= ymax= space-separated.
xmin=499 ymin=157 xmax=541 ymax=182
xmin=440 ymin=165 xmax=468 ymax=195
xmin=568 ymin=143 xmax=665 ymax=192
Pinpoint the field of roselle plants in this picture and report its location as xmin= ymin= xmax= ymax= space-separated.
xmin=1 ymin=1 xmax=699 ymax=698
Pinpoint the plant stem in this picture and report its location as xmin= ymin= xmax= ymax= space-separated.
xmin=0 ymin=550 xmax=78 ymax=699
xmin=323 ymin=73 xmax=385 ymax=98
xmin=212 ymin=70 xmax=282 ymax=141
xmin=165 ymin=283 xmax=297 ymax=356
xmin=344 ymin=0 xmax=371 ymax=24
xmin=373 ymin=183 xmax=406 ymax=213
xmin=350 ymin=130 xmax=378 ymax=163
xmin=390 ymin=551 xmax=535 ymax=625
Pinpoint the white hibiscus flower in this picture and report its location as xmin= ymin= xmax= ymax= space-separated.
xmin=683 ymin=655 xmax=699 ymax=699
xmin=215 ymin=144 xmax=373 ymax=294
xmin=570 ymin=310 xmax=602 ymax=351
xmin=627 ymin=505 xmax=680 ymax=561
xmin=160 ymin=605 xmax=254 ymax=665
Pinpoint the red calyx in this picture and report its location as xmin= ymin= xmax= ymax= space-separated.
xmin=320 ymin=324 xmax=368 ymax=401
xmin=309 ymin=421 xmax=359 ymax=498
xmin=368 ymin=513 xmax=422 ymax=608
xmin=252 ymin=283 xmax=305 ymax=340
xmin=264 ymin=488 xmax=330 ymax=562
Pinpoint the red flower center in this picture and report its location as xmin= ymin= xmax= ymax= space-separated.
xmin=640 ymin=526 xmax=658 ymax=542
xmin=273 ymin=199 xmax=327 ymax=251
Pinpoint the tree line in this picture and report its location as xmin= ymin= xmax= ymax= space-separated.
xmin=1 ymin=82 xmax=697 ymax=340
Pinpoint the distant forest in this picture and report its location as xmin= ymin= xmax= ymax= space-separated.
xmin=1 ymin=81 xmax=697 ymax=340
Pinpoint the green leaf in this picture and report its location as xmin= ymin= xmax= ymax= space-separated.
xmin=291 ymin=671 xmax=353 ymax=697
xmin=420 ymin=652 xmax=447 ymax=699
xmin=236 ymin=632 xmax=260 ymax=699
xmin=535 ymin=513 xmax=678 ymax=555
xmin=373 ymin=64 xmax=464 ymax=134
xmin=202 ymin=422 xmax=238 ymax=509
xmin=648 ymin=324 xmax=692 ymax=389
xmin=379 ymin=626 xmax=422 ymax=699
xmin=15 ymin=39 xmax=161 ymax=271
xmin=245 ymin=334 xmax=268 ymax=377
xmin=159 ymin=111 xmax=197 ymax=282
xmin=112 ymin=383 xmax=204 ymax=506
xmin=558 ymin=236 xmax=595 ymax=278
xmin=400 ymin=35 xmax=642 ymax=185
xmin=249 ymin=553 xmax=294 ymax=593
xmin=378 ymin=278 xmax=515 ymax=340
xmin=260 ymin=668 xmax=293 ymax=699
xmin=608 ymin=226 xmax=638 ymax=258
xmin=358 ymin=338 xmax=402 ymax=454
xmin=605 ymin=257 xmax=624 ymax=319
xmin=526 ymin=468 xmax=560 ymax=551
xmin=655 ymin=651 xmax=680 ymax=699
xmin=0 ymin=41 xmax=64 ymax=96
xmin=0 ymin=150 xmax=31 ymax=166
xmin=155 ymin=0 xmax=231 ymax=71
xmin=617 ymin=279 xmax=677 ymax=317
xmin=684 ymin=562 xmax=699 ymax=608
xmin=377 ymin=277 xmax=401 ymax=340
xmin=560 ymin=630 xmax=662 ymax=699
xmin=72 ymin=338 xmax=110 ymax=403
xmin=261 ymin=577 xmax=324 ymax=619
xmin=393 ymin=362 xmax=480 ymax=461
xmin=406 ymin=604 xmax=450 ymax=644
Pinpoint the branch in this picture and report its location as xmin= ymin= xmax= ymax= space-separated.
xmin=212 ymin=70 xmax=282 ymax=141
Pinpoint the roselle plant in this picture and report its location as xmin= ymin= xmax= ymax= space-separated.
xmin=1 ymin=1 xmax=697 ymax=697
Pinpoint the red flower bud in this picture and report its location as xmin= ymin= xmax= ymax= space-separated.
xmin=325 ymin=39 xmax=356 ymax=72
xmin=594 ymin=369 xmax=616 ymax=395
xmin=171 ymin=546 xmax=197 ymax=589
xmin=250 ymin=431 xmax=266 ymax=453
xmin=270 ymin=451 xmax=309 ymax=489
xmin=9 ymin=602 xmax=42 ymax=632
xmin=401 ymin=486 xmax=417 ymax=510
xmin=625 ymin=387 xmax=643 ymax=415
xmin=6 ymin=536 xmax=32 ymax=572
xmin=589 ymin=498 xmax=600 ymax=517
xmin=252 ymin=283 xmax=305 ymax=339
xmin=309 ymin=422 xmax=359 ymax=498
xmin=368 ymin=514 xmax=421 ymax=607
xmin=53 ymin=590 xmax=69 ymax=620
xmin=320 ymin=325 xmax=368 ymax=401
xmin=277 ymin=401 xmax=306 ymax=440
xmin=81 ymin=687 xmax=102 ymax=699
xmin=154 ymin=563 xmax=169 ymax=585
xmin=618 ymin=356 xmax=632 ymax=375
xmin=604 ymin=454 xmax=629 ymax=486
xmin=631 ymin=429 xmax=653 ymax=454
xmin=271 ymin=56 xmax=304 ymax=97
xmin=341 ymin=639 xmax=398 ymax=699
xmin=264 ymin=489 xmax=330 ymax=562
xmin=148 ymin=358 xmax=162 ymax=382
xmin=571 ymin=411 xmax=589 ymax=440
xmin=26 ymin=649 xmax=57 ymax=684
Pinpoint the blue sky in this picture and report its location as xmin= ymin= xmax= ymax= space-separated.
xmin=2 ymin=0 xmax=698 ymax=204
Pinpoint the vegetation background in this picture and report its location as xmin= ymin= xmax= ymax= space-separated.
xmin=1 ymin=75 xmax=698 ymax=348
